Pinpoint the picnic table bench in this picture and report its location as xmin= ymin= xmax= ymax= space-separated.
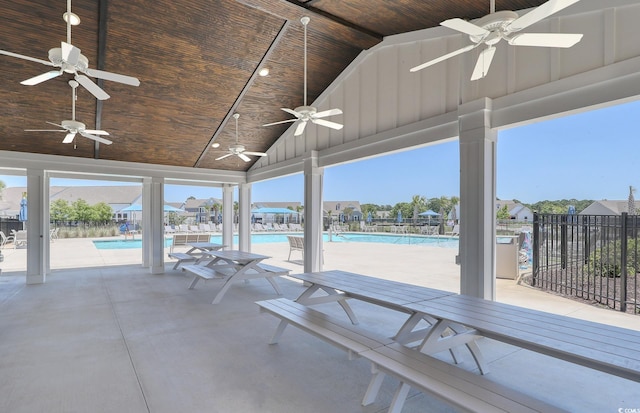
xmin=257 ymin=270 xmax=640 ymax=412
xmin=257 ymin=298 xmax=568 ymax=413
xmin=168 ymin=233 xmax=211 ymax=253
xmin=167 ymin=242 xmax=224 ymax=270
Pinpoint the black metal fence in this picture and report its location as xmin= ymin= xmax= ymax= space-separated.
xmin=531 ymin=212 xmax=639 ymax=313
xmin=0 ymin=218 xmax=23 ymax=236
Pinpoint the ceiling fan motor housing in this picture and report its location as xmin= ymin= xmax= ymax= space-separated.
xmin=61 ymin=119 xmax=85 ymax=132
xmin=469 ymin=10 xmax=519 ymax=44
xmin=48 ymin=47 xmax=89 ymax=73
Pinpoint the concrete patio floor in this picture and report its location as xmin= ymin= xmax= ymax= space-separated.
xmin=0 ymin=237 xmax=638 ymax=412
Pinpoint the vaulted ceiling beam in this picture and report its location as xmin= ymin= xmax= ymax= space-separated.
xmin=235 ymin=0 xmax=382 ymax=49
xmin=194 ymin=20 xmax=292 ymax=168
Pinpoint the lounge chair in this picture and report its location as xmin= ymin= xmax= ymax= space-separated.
xmin=0 ymin=230 xmax=15 ymax=249
xmin=445 ymin=224 xmax=460 ymax=237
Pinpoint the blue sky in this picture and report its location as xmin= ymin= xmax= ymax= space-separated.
xmin=2 ymin=99 xmax=639 ymax=205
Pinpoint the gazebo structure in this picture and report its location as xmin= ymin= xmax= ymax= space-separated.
xmin=1 ymin=0 xmax=640 ymax=303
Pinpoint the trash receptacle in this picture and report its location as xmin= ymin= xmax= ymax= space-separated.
xmin=496 ymin=236 xmax=519 ymax=279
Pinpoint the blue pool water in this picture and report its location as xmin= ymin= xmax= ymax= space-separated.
xmin=92 ymin=232 xmax=459 ymax=250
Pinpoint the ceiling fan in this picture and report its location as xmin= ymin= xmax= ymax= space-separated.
xmin=25 ymin=79 xmax=113 ymax=145
xmin=215 ymin=114 xmax=267 ymax=162
xmin=410 ymin=0 xmax=584 ymax=80
xmin=263 ymin=16 xmax=343 ymax=136
xmin=0 ymin=0 xmax=139 ymax=100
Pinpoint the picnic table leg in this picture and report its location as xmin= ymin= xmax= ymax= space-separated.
xmin=417 ymin=319 xmax=488 ymax=374
xmin=264 ymin=276 xmax=282 ymax=295
xmin=268 ymin=319 xmax=289 ymax=344
xmin=393 ymin=313 xmax=424 ymax=344
xmin=389 ymin=382 xmax=411 ymax=413
xmin=362 ymin=366 xmax=386 ymax=406
xmin=188 ymin=276 xmax=201 ymax=289
xmin=210 ymin=262 xmax=257 ymax=304
xmin=296 ymin=284 xmax=360 ymax=324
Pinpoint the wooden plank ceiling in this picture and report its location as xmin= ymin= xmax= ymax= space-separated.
xmin=0 ymin=0 xmax=546 ymax=172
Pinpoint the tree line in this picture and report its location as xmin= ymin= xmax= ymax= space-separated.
xmin=360 ymin=196 xmax=596 ymax=221
xmin=50 ymin=199 xmax=114 ymax=226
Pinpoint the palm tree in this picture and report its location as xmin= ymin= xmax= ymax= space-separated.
xmin=628 ymin=185 xmax=636 ymax=215
xmin=410 ymin=195 xmax=427 ymax=226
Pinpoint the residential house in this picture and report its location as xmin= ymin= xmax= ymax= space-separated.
xmin=183 ymin=198 xmax=222 ymax=223
xmin=580 ymin=200 xmax=640 ymax=215
xmin=323 ymin=201 xmax=363 ymax=222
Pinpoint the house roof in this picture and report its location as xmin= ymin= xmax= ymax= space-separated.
xmin=183 ymin=198 xmax=222 ymax=210
xmin=580 ymin=200 xmax=640 ymax=215
xmin=0 ymin=185 xmax=142 ymax=216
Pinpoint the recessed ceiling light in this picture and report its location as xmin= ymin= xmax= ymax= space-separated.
xmin=211 ymin=142 xmax=220 ymax=148
xmin=258 ymin=68 xmax=269 ymax=77
xmin=63 ymin=12 xmax=81 ymax=26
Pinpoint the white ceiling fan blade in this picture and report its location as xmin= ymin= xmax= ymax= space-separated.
xmin=24 ymin=129 xmax=65 ymax=132
xmin=471 ymin=46 xmax=497 ymax=81
xmin=85 ymin=68 xmax=140 ymax=87
xmin=84 ymin=129 xmax=110 ymax=136
xmin=63 ymin=132 xmax=76 ymax=144
xmin=0 ymin=49 xmax=55 ymax=67
xmin=508 ymin=33 xmax=583 ymax=48
xmin=21 ymin=70 xmax=62 ymax=85
xmin=281 ymin=108 xmax=302 ymax=118
xmin=314 ymin=108 xmax=342 ymax=118
xmin=243 ymin=151 xmax=267 ymax=157
xmin=238 ymin=153 xmax=252 ymax=162
xmin=441 ymin=18 xmax=489 ymax=37
xmin=312 ymin=118 xmax=344 ymax=130
xmin=508 ymin=0 xmax=582 ymax=32
xmin=46 ymin=121 xmax=64 ymax=128
xmin=262 ymin=119 xmax=296 ymax=127
xmin=294 ymin=121 xmax=307 ymax=136
xmin=61 ymin=42 xmax=80 ymax=66
xmin=80 ymin=132 xmax=113 ymax=145
xmin=75 ymin=75 xmax=110 ymax=100
xmin=410 ymin=44 xmax=477 ymax=72
xmin=215 ymin=153 xmax=233 ymax=161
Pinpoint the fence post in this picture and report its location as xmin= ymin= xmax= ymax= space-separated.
xmin=621 ymin=212 xmax=628 ymax=312
xmin=532 ymin=212 xmax=539 ymax=287
xmin=561 ymin=214 xmax=568 ymax=270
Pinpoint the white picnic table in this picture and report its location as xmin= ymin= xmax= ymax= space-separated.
xmin=258 ymin=270 xmax=640 ymax=412
xmin=184 ymin=250 xmax=290 ymax=304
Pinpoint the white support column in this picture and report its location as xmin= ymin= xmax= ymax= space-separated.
xmin=222 ymin=184 xmax=234 ymax=250
xmin=142 ymin=178 xmax=152 ymax=268
xmin=147 ymin=177 xmax=165 ymax=274
xmin=303 ymin=151 xmax=324 ymax=273
xmin=458 ymin=98 xmax=497 ymax=300
xmin=26 ymin=168 xmax=49 ymax=284
xmin=238 ymin=183 xmax=251 ymax=252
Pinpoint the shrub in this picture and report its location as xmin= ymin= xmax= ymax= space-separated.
xmin=585 ymin=238 xmax=640 ymax=277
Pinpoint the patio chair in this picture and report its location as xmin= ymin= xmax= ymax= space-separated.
xmin=49 ymin=227 xmax=60 ymax=242
xmin=12 ymin=230 xmax=27 ymax=248
xmin=0 ymin=230 xmax=15 ymax=249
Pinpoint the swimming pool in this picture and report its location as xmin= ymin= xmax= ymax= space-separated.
xmin=92 ymin=232 xmax=459 ymax=249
